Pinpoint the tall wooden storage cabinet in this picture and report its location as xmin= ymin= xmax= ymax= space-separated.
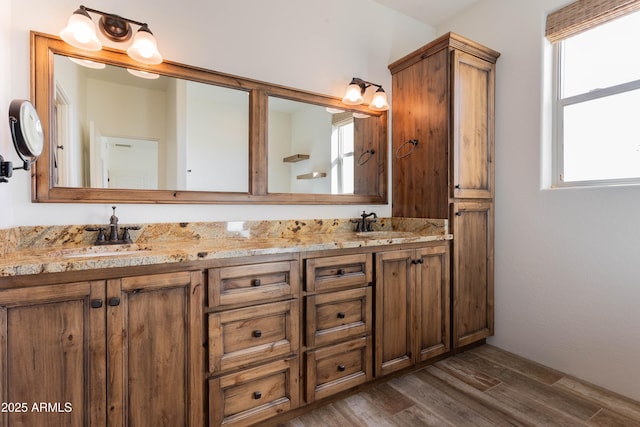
xmin=389 ymin=32 xmax=499 ymax=349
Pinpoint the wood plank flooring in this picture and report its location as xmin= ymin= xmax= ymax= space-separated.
xmin=280 ymin=345 xmax=640 ymax=426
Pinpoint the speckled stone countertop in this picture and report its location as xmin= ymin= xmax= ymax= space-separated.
xmin=0 ymin=217 xmax=451 ymax=277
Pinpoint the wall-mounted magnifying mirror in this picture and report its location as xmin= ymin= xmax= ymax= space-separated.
xmin=1 ymin=99 xmax=44 ymax=183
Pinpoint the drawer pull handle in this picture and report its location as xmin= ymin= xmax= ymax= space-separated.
xmin=91 ymin=299 xmax=103 ymax=309
xmin=337 ymin=312 xmax=346 ymax=319
xmin=338 ymin=365 xmax=346 ymax=372
xmin=253 ymin=330 xmax=262 ymax=338
xmin=252 ymin=279 xmax=261 ymax=287
xmin=108 ymin=297 xmax=120 ymax=307
xmin=253 ymin=391 xmax=262 ymax=400
xmin=337 ymin=268 xmax=345 ymax=276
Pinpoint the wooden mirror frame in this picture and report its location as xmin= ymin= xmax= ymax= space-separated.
xmin=31 ymin=31 xmax=388 ymax=204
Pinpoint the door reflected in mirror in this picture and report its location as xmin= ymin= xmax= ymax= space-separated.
xmin=53 ymin=54 xmax=250 ymax=192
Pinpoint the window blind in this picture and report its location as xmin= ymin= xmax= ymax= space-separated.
xmin=546 ymin=0 xmax=640 ymax=42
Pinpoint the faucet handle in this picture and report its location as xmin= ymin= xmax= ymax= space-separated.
xmin=85 ymin=227 xmax=106 ymax=243
xmin=365 ymin=218 xmax=377 ymax=232
xmin=120 ymin=225 xmax=141 ymax=243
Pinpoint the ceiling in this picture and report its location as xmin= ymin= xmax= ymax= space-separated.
xmin=372 ymin=0 xmax=481 ymax=27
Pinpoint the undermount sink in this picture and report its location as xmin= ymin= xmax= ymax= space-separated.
xmin=57 ymin=244 xmax=153 ymax=259
xmin=355 ymin=231 xmax=415 ymax=238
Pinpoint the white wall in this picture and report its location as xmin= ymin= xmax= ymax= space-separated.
xmin=0 ymin=0 xmax=13 ymax=226
xmin=440 ymin=0 xmax=640 ymax=401
xmin=6 ymin=0 xmax=436 ymax=226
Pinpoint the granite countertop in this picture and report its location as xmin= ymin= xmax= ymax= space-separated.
xmin=0 ymin=217 xmax=452 ymax=277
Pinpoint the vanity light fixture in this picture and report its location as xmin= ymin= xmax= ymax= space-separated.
xmin=342 ymin=77 xmax=389 ymax=111
xmin=60 ymin=5 xmax=163 ymax=65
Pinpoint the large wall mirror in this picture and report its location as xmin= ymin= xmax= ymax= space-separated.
xmin=31 ymin=32 xmax=388 ymax=204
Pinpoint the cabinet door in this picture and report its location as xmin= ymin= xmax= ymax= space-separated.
xmin=107 ymin=271 xmax=204 ymax=427
xmin=451 ymin=50 xmax=495 ymax=199
xmin=415 ymin=245 xmax=450 ymax=361
xmin=0 ymin=281 xmax=106 ymax=426
xmin=452 ymin=202 xmax=494 ymax=348
xmin=391 ymin=48 xmax=450 ymax=219
xmin=375 ymin=249 xmax=415 ymax=376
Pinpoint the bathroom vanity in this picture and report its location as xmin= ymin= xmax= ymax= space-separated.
xmin=2 ymin=28 xmax=499 ymax=426
xmin=0 ymin=218 xmax=453 ymax=426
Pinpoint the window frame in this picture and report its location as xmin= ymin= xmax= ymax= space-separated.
xmin=551 ymin=25 xmax=640 ymax=188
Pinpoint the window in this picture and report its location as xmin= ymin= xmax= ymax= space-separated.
xmin=331 ymin=118 xmax=354 ymax=194
xmin=549 ymin=2 xmax=640 ymax=186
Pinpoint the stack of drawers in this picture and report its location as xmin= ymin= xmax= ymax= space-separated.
xmin=207 ymin=258 xmax=300 ymax=426
xmin=304 ymin=253 xmax=374 ymax=402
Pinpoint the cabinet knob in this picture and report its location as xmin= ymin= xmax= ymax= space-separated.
xmin=337 ymin=312 xmax=346 ymax=319
xmin=252 ymin=330 xmax=262 ymax=338
xmin=108 ymin=297 xmax=120 ymax=307
xmin=337 ymin=268 xmax=345 ymax=276
xmin=338 ymin=365 xmax=346 ymax=372
xmin=252 ymin=279 xmax=261 ymax=287
xmin=455 ymin=211 xmax=462 ymax=216
xmin=253 ymin=391 xmax=262 ymax=400
xmin=455 ymin=184 xmax=461 ymax=189
xmin=91 ymin=299 xmax=103 ymax=309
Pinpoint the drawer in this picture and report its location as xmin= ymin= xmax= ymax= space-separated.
xmin=305 ymin=336 xmax=372 ymax=402
xmin=306 ymin=253 xmax=372 ymax=293
xmin=208 ymin=260 xmax=299 ymax=308
xmin=209 ymin=358 xmax=299 ymax=427
xmin=306 ymin=287 xmax=372 ymax=348
xmin=208 ymin=300 xmax=299 ymax=373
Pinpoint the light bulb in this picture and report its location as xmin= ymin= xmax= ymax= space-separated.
xmin=369 ymin=88 xmax=389 ymax=111
xmin=127 ymin=26 xmax=163 ymax=65
xmin=342 ymin=83 xmax=364 ymax=105
xmin=60 ymin=9 xmax=102 ymax=51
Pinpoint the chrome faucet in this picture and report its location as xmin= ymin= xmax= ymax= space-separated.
xmin=351 ymin=211 xmax=377 ymax=232
xmin=85 ymin=206 xmax=141 ymax=245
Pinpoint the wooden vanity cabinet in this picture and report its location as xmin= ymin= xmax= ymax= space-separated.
xmin=0 ymin=270 xmax=204 ymax=427
xmin=451 ymin=202 xmax=494 ymax=347
xmin=303 ymin=253 xmax=373 ymax=403
xmin=375 ymin=243 xmax=450 ymax=377
xmin=0 ymin=281 xmax=105 ymax=427
xmin=207 ymin=257 xmax=300 ymax=427
xmin=389 ymin=32 xmax=499 ymax=349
